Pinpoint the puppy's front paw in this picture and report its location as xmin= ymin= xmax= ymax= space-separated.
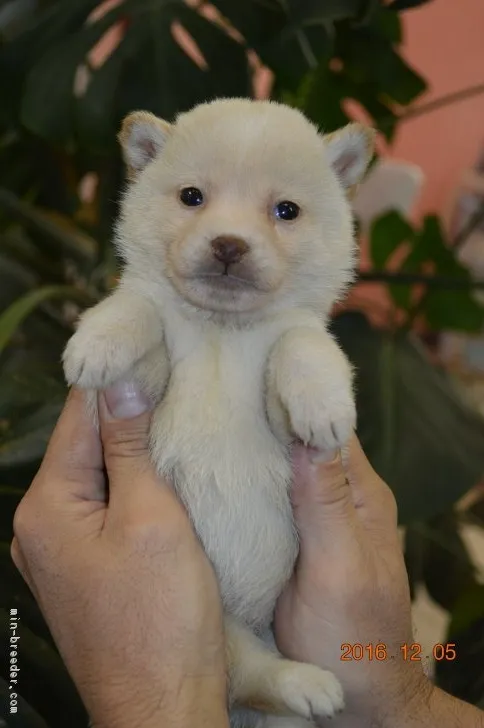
xmin=276 ymin=662 xmax=344 ymax=722
xmin=284 ymin=382 xmax=356 ymax=453
xmin=63 ymin=325 xmax=137 ymax=389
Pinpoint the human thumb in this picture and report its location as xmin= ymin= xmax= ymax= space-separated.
xmin=100 ymin=380 xmax=187 ymax=531
xmin=99 ymin=379 xmax=153 ymax=483
xmin=291 ymin=446 xmax=358 ymax=552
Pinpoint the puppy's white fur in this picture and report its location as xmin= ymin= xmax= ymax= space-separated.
xmin=63 ymin=98 xmax=374 ymax=727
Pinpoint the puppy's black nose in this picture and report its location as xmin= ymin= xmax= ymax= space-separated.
xmin=211 ymin=236 xmax=249 ymax=265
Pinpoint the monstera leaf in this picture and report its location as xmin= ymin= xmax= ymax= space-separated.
xmin=0 ymin=0 xmax=425 ymax=151
xmin=0 ymin=0 xmax=347 ymax=149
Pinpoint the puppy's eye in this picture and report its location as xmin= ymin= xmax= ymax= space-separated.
xmin=180 ymin=187 xmax=204 ymax=207
xmin=273 ymin=200 xmax=300 ymax=221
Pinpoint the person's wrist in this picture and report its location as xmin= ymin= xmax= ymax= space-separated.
xmin=166 ymin=675 xmax=230 ymax=728
xmin=91 ymin=674 xmax=229 ymax=728
xmin=374 ymin=671 xmax=436 ymax=728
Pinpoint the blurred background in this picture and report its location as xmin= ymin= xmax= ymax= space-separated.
xmin=1 ymin=0 xmax=484 ymax=724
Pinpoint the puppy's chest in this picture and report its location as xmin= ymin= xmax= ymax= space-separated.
xmin=149 ymin=320 xmax=297 ymax=625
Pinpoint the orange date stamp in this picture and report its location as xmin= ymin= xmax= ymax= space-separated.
xmin=341 ymin=642 xmax=457 ymax=662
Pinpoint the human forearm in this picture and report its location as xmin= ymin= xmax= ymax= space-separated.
xmin=379 ymin=682 xmax=484 ymax=728
xmin=333 ymin=681 xmax=484 ymax=728
xmin=426 ymin=685 xmax=484 ymax=728
xmin=162 ymin=678 xmax=230 ymax=728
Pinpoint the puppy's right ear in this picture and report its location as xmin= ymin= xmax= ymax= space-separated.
xmin=118 ymin=111 xmax=172 ymax=179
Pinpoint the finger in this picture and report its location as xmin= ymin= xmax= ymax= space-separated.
xmin=291 ymin=445 xmax=360 ymax=553
xmin=346 ymin=435 xmax=381 ymax=493
xmin=37 ymin=388 xmax=104 ymax=501
xmin=346 ymin=436 xmax=398 ymax=531
xmin=100 ymin=380 xmax=181 ymax=517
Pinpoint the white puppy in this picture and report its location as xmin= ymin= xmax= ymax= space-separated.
xmin=63 ymin=98 xmax=374 ymax=727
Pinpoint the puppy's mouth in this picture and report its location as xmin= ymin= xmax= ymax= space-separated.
xmin=196 ymin=270 xmax=260 ymax=292
xmin=185 ymin=258 xmax=265 ymax=293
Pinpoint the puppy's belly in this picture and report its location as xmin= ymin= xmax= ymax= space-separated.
xmin=149 ymin=387 xmax=298 ymax=628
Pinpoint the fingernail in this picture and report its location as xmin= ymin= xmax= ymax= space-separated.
xmin=103 ymin=380 xmax=151 ymax=419
xmin=309 ymin=449 xmax=340 ymax=465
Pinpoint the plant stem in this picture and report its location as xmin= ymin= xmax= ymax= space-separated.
xmin=358 ymin=271 xmax=484 ymax=290
xmin=398 ymin=82 xmax=484 ymax=124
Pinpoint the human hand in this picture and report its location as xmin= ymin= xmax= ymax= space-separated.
xmin=11 ymin=384 xmax=228 ymax=728
xmin=275 ymin=437 xmax=432 ymax=728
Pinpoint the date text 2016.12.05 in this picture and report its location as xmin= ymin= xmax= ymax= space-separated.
xmin=341 ymin=643 xmax=457 ymax=662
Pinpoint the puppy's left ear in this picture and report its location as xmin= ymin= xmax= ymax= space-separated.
xmin=323 ymin=123 xmax=375 ymax=197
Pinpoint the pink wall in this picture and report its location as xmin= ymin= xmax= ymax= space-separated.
xmin=388 ymin=0 xmax=484 ymax=223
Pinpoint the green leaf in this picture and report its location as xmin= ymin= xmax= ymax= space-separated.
xmin=286 ymin=0 xmax=362 ymax=23
xmin=0 ymin=188 xmax=95 ymax=265
xmin=0 ymin=402 xmax=63 ymax=466
xmin=337 ymin=28 xmax=427 ymax=105
xmin=300 ymin=67 xmax=350 ymax=131
xmin=419 ymin=514 xmax=478 ymax=611
xmin=264 ymin=22 xmax=333 ymax=90
xmin=424 ymin=289 xmax=484 ymax=333
xmin=449 ymin=584 xmax=484 ymax=637
xmin=377 ymin=49 xmax=427 ymax=106
xmin=1 ymin=230 xmax=66 ymax=283
xmin=75 ymin=40 xmax=130 ymax=153
xmin=175 ymin=6 xmax=251 ymax=98
xmin=416 ymin=216 xmax=484 ymax=331
xmin=416 ymin=215 xmax=474 ymax=278
xmin=0 ymin=285 xmax=92 ymax=356
xmin=369 ymin=210 xmax=414 ymax=269
xmin=0 ymin=0 xmax=101 ymax=124
xmin=379 ymin=51 xmax=427 ymax=105
xmin=348 ymin=82 xmax=398 ymax=140
xmin=373 ymin=5 xmax=402 ymax=43
xmin=210 ymin=0 xmax=285 ymax=50
xmin=0 ymin=134 xmax=78 ymax=216
xmin=115 ymin=6 xmax=204 ymax=122
xmin=0 ymin=368 xmax=64 ymax=418
xmin=356 ymin=0 xmax=381 ymax=26
xmin=389 ymin=0 xmax=434 ymax=10
xmin=77 ymin=4 xmax=251 ymax=151
xmin=332 ymin=312 xmax=484 ymax=524
xmin=371 ymin=214 xmax=484 ymax=323
xmin=0 ymin=254 xmax=34 ymax=311
xmin=436 ymin=615 xmax=484 ymax=706
xmin=2 ymin=400 xmax=63 ymax=441
xmin=388 ymin=245 xmax=425 ymax=311
xmin=20 ymin=3 xmax=127 ymax=145
xmin=0 ymin=0 xmax=101 ymax=64
xmin=382 ymin=215 xmax=484 ymax=329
